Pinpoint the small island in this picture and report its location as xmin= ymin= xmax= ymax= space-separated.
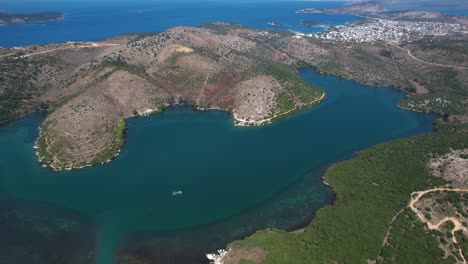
xmin=301 ymin=20 xmax=320 ymax=27
xmin=296 ymin=2 xmax=386 ymax=15
xmin=0 ymin=11 xmax=63 ymax=25
xmin=268 ymin=21 xmax=283 ymax=26
xmin=296 ymin=1 xmax=468 ymax=24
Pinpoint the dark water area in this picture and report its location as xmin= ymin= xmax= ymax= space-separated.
xmin=0 ymin=113 xmax=95 ymax=264
xmin=0 ymin=195 xmax=95 ymax=264
xmin=118 ymin=159 xmax=335 ymax=264
xmin=0 ymin=67 xmax=435 ymax=263
xmin=388 ymin=6 xmax=468 ymax=16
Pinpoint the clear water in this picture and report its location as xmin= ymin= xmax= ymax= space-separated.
xmin=0 ymin=1 xmax=436 ymax=263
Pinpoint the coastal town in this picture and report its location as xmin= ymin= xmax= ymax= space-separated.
xmin=310 ymin=19 xmax=466 ymax=42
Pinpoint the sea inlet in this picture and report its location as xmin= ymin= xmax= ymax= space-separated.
xmin=0 ymin=68 xmax=434 ymax=263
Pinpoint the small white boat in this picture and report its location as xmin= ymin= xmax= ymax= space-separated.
xmin=172 ymin=190 xmax=183 ymax=196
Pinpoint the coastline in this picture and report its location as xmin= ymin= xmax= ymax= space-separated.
xmin=0 ymin=18 xmax=64 ymax=26
xmin=207 ymin=130 xmax=467 ymax=263
xmin=33 ymin=89 xmax=326 ymax=171
xmin=27 ymin=70 xmax=429 ymax=172
xmin=3 ymin=24 xmax=459 ymax=172
xmin=233 ymin=91 xmax=326 ymax=127
xmin=0 ymin=61 xmax=442 ymax=264
xmin=397 ymin=103 xmax=428 ymax=113
xmin=12 ymin=55 xmax=438 ymax=174
xmin=0 ymin=12 xmax=64 ymax=26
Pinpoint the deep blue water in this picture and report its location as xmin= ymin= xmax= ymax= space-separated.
xmin=0 ymin=1 xmax=362 ymax=47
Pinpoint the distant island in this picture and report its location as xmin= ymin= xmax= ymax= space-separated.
xmin=268 ymin=21 xmax=283 ymax=26
xmin=301 ymin=20 xmax=320 ymax=27
xmin=0 ymin=11 xmax=63 ymax=25
xmin=297 ymin=2 xmax=468 ymax=24
xmin=297 ymin=2 xmax=386 ymax=16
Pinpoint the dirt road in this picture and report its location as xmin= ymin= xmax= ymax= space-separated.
xmin=389 ymin=43 xmax=468 ymax=70
xmin=0 ymin=42 xmax=120 ymax=59
xmin=378 ymin=187 xmax=468 ymax=263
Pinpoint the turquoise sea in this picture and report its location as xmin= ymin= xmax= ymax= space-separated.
xmin=0 ymin=1 xmax=438 ymax=263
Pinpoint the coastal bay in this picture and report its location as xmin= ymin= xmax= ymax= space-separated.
xmin=0 ymin=67 xmax=434 ymax=263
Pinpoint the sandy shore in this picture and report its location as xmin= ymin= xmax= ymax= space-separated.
xmin=233 ymin=91 xmax=326 ymax=126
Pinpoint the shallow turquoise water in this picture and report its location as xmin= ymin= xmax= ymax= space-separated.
xmin=0 ymin=68 xmax=434 ymax=263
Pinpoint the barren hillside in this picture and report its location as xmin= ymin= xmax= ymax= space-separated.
xmin=1 ymin=23 xmax=324 ymax=170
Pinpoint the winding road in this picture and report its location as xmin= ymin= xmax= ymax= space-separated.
xmin=388 ymin=43 xmax=468 ymax=70
xmin=0 ymin=42 xmax=120 ymax=59
xmin=410 ymin=188 xmax=468 ymax=264
xmin=379 ymin=188 xmax=468 ymax=263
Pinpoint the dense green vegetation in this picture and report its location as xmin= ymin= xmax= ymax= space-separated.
xmin=0 ymin=54 xmax=66 ymax=125
xmin=380 ymin=208 xmax=450 ymax=264
xmin=415 ymin=38 xmax=468 ymax=64
xmin=397 ymin=42 xmax=468 ymax=117
xmin=227 ymin=131 xmax=468 ymax=263
xmin=411 ymin=69 xmax=468 ymax=115
xmin=36 ymin=125 xmax=54 ymax=166
xmin=399 ymin=92 xmax=466 ymax=116
xmin=0 ymin=57 xmax=39 ymax=125
xmin=101 ymin=57 xmax=146 ymax=76
xmin=430 ymin=69 xmax=464 ymax=93
xmin=201 ymin=22 xmax=251 ymax=35
xmin=261 ymin=62 xmax=323 ymax=113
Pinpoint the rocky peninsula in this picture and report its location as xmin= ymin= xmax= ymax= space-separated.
xmin=0 ymin=23 xmax=326 ymax=170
